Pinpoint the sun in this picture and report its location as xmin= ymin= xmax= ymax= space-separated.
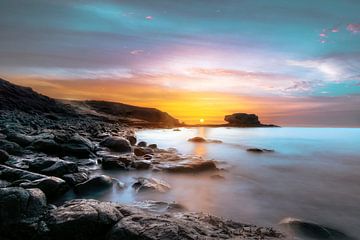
xmin=199 ymin=118 xmax=205 ymax=124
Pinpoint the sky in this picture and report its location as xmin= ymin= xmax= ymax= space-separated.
xmin=0 ymin=0 xmax=360 ymax=126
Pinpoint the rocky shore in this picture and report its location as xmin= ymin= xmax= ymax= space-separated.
xmin=0 ymin=78 xmax=285 ymax=239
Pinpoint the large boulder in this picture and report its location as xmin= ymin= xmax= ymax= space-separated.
xmin=74 ymin=175 xmax=113 ymax=194
xmin=61 ymin=134 xmax=94 ymax=158
xmin=62 ymin=172 xmax=89 ymax=186
xmin=28 ymin=157 xmax=78 ymax=177
xmin=224 ymin=113 xmax=261 ymax=126
xmin=0 ymin=139 xmax=23 ymax=155
xmin=31 ymin=139 xmax=61 ymax=154
xmin=0 ymin=187 xmax=47 ymax=240
xmin=100 ymin=137 xmax=131 ymax=152
xmin=6 ymin=133 xmax=34 ymax=147
xmin=45 ymin=199 xmax=123 ymax=240
xmin=20 ymin=176 xmax=69 ymax=199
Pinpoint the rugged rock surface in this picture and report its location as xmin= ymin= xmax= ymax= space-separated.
xmin=74 ymin=175 xmax=113 ymax=194
xmin=100 ymin=137 xmax=132 ymax=152
xmin=132 ymin=177 xmax=171 ymax=193
xmin=225 ymin=113 xmax=277 ymax=127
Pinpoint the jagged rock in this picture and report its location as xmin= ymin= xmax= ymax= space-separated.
xmin=74 ymin=175 xmax=113 ymax=194
xmin=44 ymin=199 xmax=123 ymax=240
xmin=0 ymin=187 xmax=47 ymax=240
xmin=132 ymin=177 xmax=171 ymax=193
xmin=0 ymin=139 xmax=23 ymax=155
xmin=100 ymin=137 xmax=131 ymax=152
xmin=62 ymin=172 xmax=89 ymax=186
xmin=0 ymin=149 xmax=9 ymax=162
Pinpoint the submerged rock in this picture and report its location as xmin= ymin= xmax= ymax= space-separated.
xmin=131 ymin=200 xmax=185 ymax=213
xmin=188 ymin=136 xmax=207 ymax=142
xmin=100 ymin=137 xmax=132 ymax=152
xmin=159 ymin=160 xmax=218 ymax=173
xmin=74 ymin=175 xmax=113 ymax=194
xmin=247 ymin=148 xmax=274 ymax=153
xmin=132 ymin=177 xmax=171 ymax=193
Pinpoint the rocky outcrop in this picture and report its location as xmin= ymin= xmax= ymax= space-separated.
xmin=224 ymin=113 xmax=278 ymax=127
xmin=100 ymin=137 xmax=132 ymax=152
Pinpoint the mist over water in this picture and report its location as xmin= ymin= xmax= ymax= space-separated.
xmin=71 ymin=127 xmax=360 ymax=238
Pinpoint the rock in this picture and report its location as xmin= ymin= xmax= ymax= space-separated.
xmin=0 ymin=187 xmax=47 ymax=240
xmin=247 ymin=148 xmax=274 ymax=153
xmin=74 ymin=175 xmax=113 ymax=194
xmin=148 ymin=143 xmax=157 ymax=149
xmin=0 ymin=149 xmax=9 ymax=162
xmin=45 ymin=199 xmax=123 ymax=240
xmin=160 ymin=160 xmax=218 ymax=173
xmin=132 ymin=160 xmax=152 ymax=170
xmin=62 ymin=172 xmax=89 ymax=186
xmin=61 ymin=134 xmax=94 ymax=158
xmin=0 ymin=164 xmax=53 ymax=181
xmin=6 ymin=133 xmax=34 ymax=147
xmin=131 ymin=200 xmax=185 ymax=213
xmin=280 ymin=218 xmax=353 ymax=240
xmin=210 ymin=174 xmax=225 ymax=180
xmin=188 ymin=136 xmax=207 ymax=143
xmin=225 ymin=113 xmax=261 ymax=126
xmin=173 ymin=128 xmax=181 ymax=131
xmin=108 ymin=211 xmax=282 ymax=240
xmin=31 ymin=139 xmax=61 ymax=154
xmin=126 ymin=135 xmax=137 ymax=145
xmin=102 ymin=157 xmax=127 ymax=170
xmin=137 ymin=141 xmax=147 ymax=147
xmin=20 ymin=176 xmax=69 ymax=199
xmin=100 ymin=137 xmax=131 ymax=152
xmin=143 ymin=154 xmax=152 ymax=160
xmin=134 ymin=147 xmax=153 ymax=156
xmin=132 ymin=177 xmax=170 ymax=193
xmin=0 ymin=139 xmax=23 ymax=155
xmin=28 ymin=157 xmax=78 ymax=177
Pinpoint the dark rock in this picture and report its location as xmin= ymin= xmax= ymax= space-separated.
xmin=6 ymin=133 xmax=34 ymax=147
xmin=132 ymin=177 xmax=170 ymax=193
xmin=75 ymin=175 xmax=113 ymax=194
xmin=61 ymin=134 xmax=94 ymax=158
xmin=188 ymin=136 xmax=207 ymax=142
xmin=160 ymin=160 xmax=218 ymax=173
xmin=45 ymin=199 xmax=123 ymax=240
xmin=0 ymin=187 xmax=47 ymax=240
xmin=134 ymin=147 xmax=153 ymax=156
xmin=132 ymin=160 xmax=152 ymax=169
xmin=20 ymin=176 xmax=69 ymax=199
xmin=225 ymin=113 xmax=260 ymax=126
xmin=0 ymin=149 xmax=9 ymax=162
xmin=100 ymin=137 xmax=131 ymax=152
xmin=0 ymin=139 xmax=23 ymax=155
xmin=247 ymin=148 xmax=274 ymax=153
xmin=28 ymin=157 xmax=78 ymax=177
xmin=131 ymin=200 xmax=186 ymax=213
xmin=143 ymin=154 xmax=152 ymax=160
xmin=31 ymin=139 xmax=61 ymax=154
xmin=280 ymin=218 xmax=353 ymax=240
xmin=62 ymin=172 xmax=89 ymax=186
xmin=148 ymin=143 xmax=157 ymax=149
xmin=126 ymin=135 xmax=137 ymax=146
xmin=102 ymin=157 xmax=127 ymax=170
xmin=137 ymin=141 xmax=147 ymax=147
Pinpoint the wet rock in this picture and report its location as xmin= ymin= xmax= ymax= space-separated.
xmin=0 ymin=139 xmax=22 ymax=155
xmin=20 ymin=176 xmax=69 ymax=199
xmin=75 ymin=175 xmax=113 ymax=194
xmin=102 ymin=157 xmax=127 ymax=170
xmin=62 ymin=172 xmax=89 ymax=186
xmin=137 ymin=141 xmax=147 ymax=147
xmin=132 ymin=177 xmax=170 ymax=193
xmin=173 ymin=128 xmax=181 ymax=131
xmin=28 ymin=157 xmax=78 ymax=177
xmin=143 ymin=154 xmax=152 ymax=160
xmin=280 ymin=218 xmax=353 ymax=240
xmin=132 ymin=160 xmax=152 ymax=170
xmin=6 ymin=133 xmax=34 ymax=147
xmin=0 ymin=187 xmax=47 ymax=240
xmin=131 ymin=200 xmax=185 ymax=213
xmin=100 ymin=137 xmax=131 ymax=152
xmin=134 ymin=147 xmax=153 ymax=156
xmin=126 ymin=135 xmax=137 ymax=145
xmin=31 ymin=139 xmax=61 ymax=154
xmin=0 ymin=164 xmax=52 ymax=181
xmin=188 ymin=136 xmax=207 ymax=142
xmin=0 ymin=149 xmax=9 ymax=162
xmin=61 ymin=134 xmax=94 ymax=158
xmin=160 ymin=160 xmax=218 ymax=173
xmin=45 ymin=199 xmax=123 ymax=240
xmin=148 ymin=143 xmax=157 ymax=149
xmin=247 ymin=148 xmax=274 ymax=153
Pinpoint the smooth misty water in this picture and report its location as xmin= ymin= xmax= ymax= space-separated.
xmin=67 ymin=127 xmax=360 ymax=238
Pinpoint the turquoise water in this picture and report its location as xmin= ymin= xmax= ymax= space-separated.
xmin=135 ymin=127 xmax=360 ymax=238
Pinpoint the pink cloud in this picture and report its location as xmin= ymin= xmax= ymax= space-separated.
xmin=130 ymin=50 xmax=144 ymax=55
xmin=145 ymin=16 xmax=153 ymax=20
xmin=347 ymin=23 xmax=360 ymax=33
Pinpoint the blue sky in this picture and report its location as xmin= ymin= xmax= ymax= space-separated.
xmin=0 ymin=0 xmax=359 ymax=125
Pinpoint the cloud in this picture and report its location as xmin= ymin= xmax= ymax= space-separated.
xmin=347 ymin=23 xmax=360 ymax=33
